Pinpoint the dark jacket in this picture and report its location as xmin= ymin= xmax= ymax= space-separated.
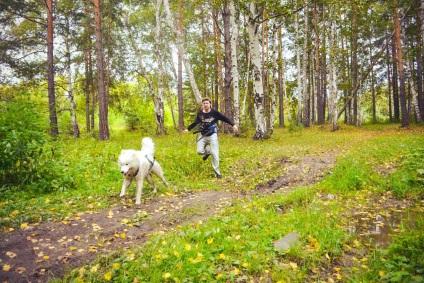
xmin=187 ymin=109 xmax=235 ymax=136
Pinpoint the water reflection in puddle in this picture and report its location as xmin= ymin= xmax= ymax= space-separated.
xmin=345 ymin=205 xmax=423 ymax=248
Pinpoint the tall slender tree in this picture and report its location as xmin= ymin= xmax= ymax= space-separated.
xmin=46 ymin=0 xmax=59 ymax=137
xmin=393 ymin=0 xmax=408 ymax=127
xmin=94 ymin=0 xmax=109 ymax=140
xmin=247 ymin=2 xmax=267 ymax=139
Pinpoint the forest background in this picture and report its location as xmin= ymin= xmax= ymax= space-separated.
xmin=1 ymin=0 xmax=423 ymax=140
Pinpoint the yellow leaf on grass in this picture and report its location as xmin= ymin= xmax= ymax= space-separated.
xmin=113 ymin=262 xmax=121 ymax=269
xmin=219 ymin=253 xmax=226 ymax=260
xmin=333 ymin=267 xmax=341 ymax=272
xmin=289 ymin=262 xmax=298 ymax=269
xmin=90 ymin=264 xmax=99 ymax=273
xmin=185 ymin=244 xmax=191 ymax=251
xmin=325 ymin=253 xmax=331 ymax=260
xmin=163 ymin=272 xmax=171 ymax=279
xmin=104 ymin=271 xmax=113 ymax=281
xmin=120 ymin=233 xmax=126 ymax=239
xmin=379 ymin=270 xmax=385 ymax=277
xmin=70 ymin=247 xmax=77 ymax=251
xmin=3 ymin=264 xmax=11 ymax=271
xmin=108 ymin=210 xmax=114 ymax=218
xmin=207 ymin=238 xmax=213 ymax=244
xmin=20 ymin=223 xmax=28 ymax=229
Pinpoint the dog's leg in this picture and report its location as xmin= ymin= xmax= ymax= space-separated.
xmin=135 ymin=177 xmax=144 ymax=205
xmin=120 ymin=178 xmax=132 ymax=197
xmin=145 ymin=174 xmax=157 ymax=193
xmin=152 ymin=162 xmax=168 ymax=186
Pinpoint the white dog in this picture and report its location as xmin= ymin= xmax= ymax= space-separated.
xmin=118 ymin=137 xmax=168 ymax=204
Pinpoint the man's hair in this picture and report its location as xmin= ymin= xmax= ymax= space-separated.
xmin=202 ymin=97 xmax=211 ymax=103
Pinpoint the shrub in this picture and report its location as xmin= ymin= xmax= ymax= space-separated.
xmin=0 ymin=95 xmax=49 ymax=188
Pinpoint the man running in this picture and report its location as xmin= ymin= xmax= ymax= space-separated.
xmin=182 ymin=97 xmax=238 ymax=178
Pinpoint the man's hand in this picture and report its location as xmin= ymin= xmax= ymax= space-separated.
xmin=232 ymin=125 xmax=239 ymax=132
xmin=182 ymin=129 xmax=189 ymax=134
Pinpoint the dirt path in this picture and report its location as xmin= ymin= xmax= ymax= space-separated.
xmin=0 ymin=151 xmax=338 ymax=283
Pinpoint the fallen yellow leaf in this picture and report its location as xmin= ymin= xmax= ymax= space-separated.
xmin=3 ymin=264 xmax=11 ymax=271
xmin=104 ymin=271 xmax=112 ymax=281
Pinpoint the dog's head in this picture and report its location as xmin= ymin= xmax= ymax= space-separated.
xmin=118 ymin=150 xmax=138 ymax=176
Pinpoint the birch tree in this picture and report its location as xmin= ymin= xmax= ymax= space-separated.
xmin=64 ymin=16 xmax=80 ymax=137
xmin=154 ymin=0 xmax=166 ymax=134
xmin=247 ymin=2 xmax=267 ymax=139
xmin=328 ymin=13 xmax=339 ymax=131
xmin=46 ymin=0 xmax=59 ymax=137
xmin=230 ymin=1 xmax=240 ymax=130
xmin=269 ymin=22 xmax=278 ymax=133
xmin=295 ymin=2 xmax=303 ymax=125
xmin=94 ymin=0 xmax=109 ymax=140
xmin=163 ymin=0 xmax=202 ymax=104
xmin=124 ymin=6 xmax=165 ymax=135
xmin=302 ymin=2 xmax=310 ymax=127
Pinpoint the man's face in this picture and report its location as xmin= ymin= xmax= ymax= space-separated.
xmin=202 ymin=100 xmax=211 ymax=111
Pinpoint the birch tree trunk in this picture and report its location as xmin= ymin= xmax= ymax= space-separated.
xmin=278 ymin=26 xmax=285 ymax=127
xmin=295 ymin=4 xmax=303 ymax=125
xmin=416 ymin=0 xmax=424 ymax=121
xmin=405 ymin=58 xmax=422 ymax=122
xmin=230 ymin=1 xmax=240 ymax=130
xmin=124 ymin=10 xmax=164 ymax=134
xmin=247 ymin=2 xmax=267 ymax=139
xmin=65 ymin=17 xmax=80 ymax=137
xmin=154 ymin=0 xmax=166 ymax=135
xmin=177 ymin=0 xmax=184 ymax=130
xmin=94 ymin=0 xmax=109 ymax=140
xmin=46 ymin=0 xmax=59 ymax=137
xmin=302 ymin=2 xmax=310 ymax=127
xmin=352 ymin=4 xmax=359 ymax=125
xmin=314 ymin=0 xmax=324 ymax=125
xmin=329 ymin=17 xmax=339 ymax=131
xmin=163 ymin=0 xmax=202 ymax=104
xmin=223 ymin=1 xmax=233 ymax=133
xmin=269 ymin=22 xmax=278 ymax=134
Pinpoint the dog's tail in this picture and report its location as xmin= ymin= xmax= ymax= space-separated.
xmin=141 ymin=137 xmax=155 ymax=155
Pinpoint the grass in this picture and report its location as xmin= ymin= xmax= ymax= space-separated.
xmin=1 ymin=124 xmax=424 ymax=282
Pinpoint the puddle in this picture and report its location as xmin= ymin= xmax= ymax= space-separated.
xmin=345 ymin=205 xmax=424 ymax=248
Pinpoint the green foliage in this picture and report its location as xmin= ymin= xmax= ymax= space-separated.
xmin=0 ymin=95 xmax=49 ymax=187
xmin=0 ymin=94 xmax=77 ymax=198
xmin=288 ymin=121 xmax=304 ymax=135
xmin=387 ymin=148 xmax=424 ymax=199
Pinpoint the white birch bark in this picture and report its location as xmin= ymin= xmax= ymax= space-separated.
xmin=124 ymin=9 xmax=163 ymax=133
xmin=269 ymin=22 xmax=278 ymax=133
xmin=405 ymin=58 xmax=422 ymax=122
xmin=302 ymin=2 xmax=309 ymax=126
xmin=329 ymin=18 xmax=339 ymax=131
xmin=230 ymin=1 xmax=240 ymax=128
xmin=154 ymin=0 xmax=166 ymax=134
xmin=295 ymin=4 xmax=302 ymax=125
xmin=247 ymin=2 xmax=267 ymax=139
xmin=163 ymin=0 xmax=202 ymax=104
xmin=65 ymin=18 xmax=80 ymax=137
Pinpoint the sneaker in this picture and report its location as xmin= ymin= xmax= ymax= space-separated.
xmin=202 ymin=154 xmax=210 ymax=161
xmin=216 ymin=173 xmax=222 ymax=179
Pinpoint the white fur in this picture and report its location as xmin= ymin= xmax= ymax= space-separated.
xmin=118 ymin=137 xmax=168 ymax=205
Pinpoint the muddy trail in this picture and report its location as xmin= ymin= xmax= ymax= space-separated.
xmin=0 ymin=151 xmax=338 ymax=283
